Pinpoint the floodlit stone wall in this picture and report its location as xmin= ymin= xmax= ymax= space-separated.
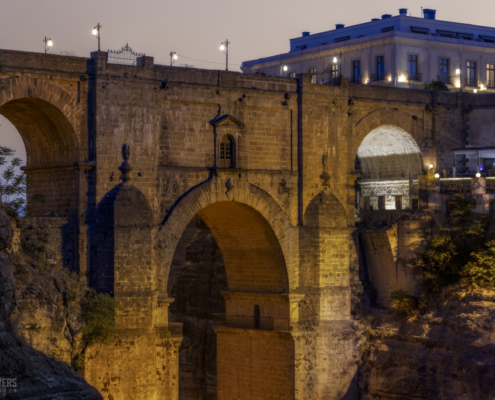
xmin=2 ymin=48 xmax=495 ymax=399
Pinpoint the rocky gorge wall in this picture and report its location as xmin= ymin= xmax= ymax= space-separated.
xmin=0 ymin=211 xmax=101 ymax=399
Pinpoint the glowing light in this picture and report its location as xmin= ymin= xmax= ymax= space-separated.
xmin=455 ymin=81 xmax=461 ymax=88
xmin=476 ymin=172 xmax=481 ymax=178
xmin=428 ymin=164 xmax=434 ymax=169
xmin=220 ymin=44 xmax=225 ymax=51
xmin=398 ymin=75 xmax=406 ymax=82
xmin=283 ymin=65 xmax=288 ymax=72
xmin=434 ymin=173 xmax=440 ymax=178
xmin=173 ymin=54 xmax=178 ymax=60
xmin=455 ymin=68 xmax=461 ymax=75
xmin=47 ymin=40 xmax=53 ymax=47
xmin=333 ymin=56 xmax=338 ymax=63
xmin=474 ymin=88 xmax=478 ymax=93
xmin=388 ymin=76 xmax=392 ymax=82
xmin=92 ymin=28 xmax=98 ymax=36
xmin=480 ymin=84 xmax=485 ymax=90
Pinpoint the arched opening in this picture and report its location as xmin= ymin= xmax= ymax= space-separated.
xmin=356 ymin=124 xmax=422 ymax=211
xmin=167 ymin=201 xmax=289 ymax=399
xmin=0 ymin=98 xmax=80 ymax=217
xmin=219 ymin=134 xmax=235 ymax=168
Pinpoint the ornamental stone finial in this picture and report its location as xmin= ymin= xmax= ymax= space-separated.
xmin=118 ymin=144 xmax=133 ymax=183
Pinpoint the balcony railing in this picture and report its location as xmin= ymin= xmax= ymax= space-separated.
xmin=438 ymin=75 xmax=452 ymax=84
xmin=166 ymin=322 xmax=183 ymax=337
xmin=487 ymin=79 xmax=495 ymax=89
xmin=369 ymin=73 xmax=386 ymax=82
xmin=408 ymin=72 xmax=423 ymax=82
xmin=465 ymin=77 xmax=478 ymax=87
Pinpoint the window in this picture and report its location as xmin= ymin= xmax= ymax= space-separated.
xmin=352 ymin=60 xmax=361 ymax=83
xmin=309 ymin=68 xmax=316 ymax=83
xmin=377 ymin=56 xmax=385 ymax=80
xmin=408 ymin=55 xmax=418 ymax=80
xmin=487 ymin=64 xmax=495 ymax=88
xmin=330 ymin=64 xmax=338 ymax=80
xmin=219 ymin=135 xmax=234 ymax=168
xmin=466 ymin=61 xmax=477 ymax=86
xmin=289 ymin=72 xmax=296 ymax=78
xmin=439 ymin=58 xmax=449 ymax=83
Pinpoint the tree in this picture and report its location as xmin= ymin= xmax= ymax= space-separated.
xmin=425 ymin=80 xmax=450 ymax=91
xmin=0 ymin=146 xmax=27 ymax=217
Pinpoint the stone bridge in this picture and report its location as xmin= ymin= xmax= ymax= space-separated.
xmin=1 ymin=49 xmax=495 ymax=400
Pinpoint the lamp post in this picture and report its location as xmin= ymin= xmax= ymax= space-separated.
xmin=220 ymin=39 xmax=230 ymax=71
xmin=43 ymin=37 xmax=53 ymax=53
xmin=170 ymin=52 xmax=178 ymax=66
xmin=92 ymin=23 xmax=102 ymax=51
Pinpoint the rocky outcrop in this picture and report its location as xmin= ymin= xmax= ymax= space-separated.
xmin=0 ymin=211 xmax=101 ymax=399
xmin=168 ymin=216 xmax=227 ymax=400
xmin=358 ymin=286 xmax=495 ymax=399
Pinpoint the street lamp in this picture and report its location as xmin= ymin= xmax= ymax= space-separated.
xmin=92 ymin=23 xmax=102 ymax=51
xmin=220 ymin=39 xmax=230 ymax=71
xmin=43 ymin=37 xmax=53 ymax=53
xmin=170 ymin=52 xmax=178 ymax=66
xmin=283 ymin=65 xmax=288 ymax=71
xmin=456 ymin=67 xmax=462 ymax=91
xmin=333 ymin=56 xmax=338 ymax=63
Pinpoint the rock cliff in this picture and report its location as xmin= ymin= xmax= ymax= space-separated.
xmin=358 ymin=285 xmax=495 ymax=399
xmin=0 ymin=211 xmax=101 ymax=399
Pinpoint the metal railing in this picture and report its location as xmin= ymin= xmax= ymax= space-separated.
xmin=438 ymin=75 xmax=452 ymax=84
xmin=408 ymin=72 xmax=423 ymax=82
xmin=487 ymin=79 xmax=495 ymax=88
xmin=465 ymin=77 xmax=478 ymax=87
xmin=369 ymin=73 xmax=385 ymax=82
xmin=167 ymin=322 xmax=183 ymax=337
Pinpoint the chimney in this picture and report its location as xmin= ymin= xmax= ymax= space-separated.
xmin=336 ymin=24 xmax=345 ymax=29
xmin=381 ymin=14 xmax=392 ymax=19
xmin=371 ymin=18 xmax=380 ymax=21
xmin=399 ymin=8 xmax=407 ymax=15
xmin=302 ymin=31 xmax=310 ymax=37
xmin=423 ymin=9 xmax=436 ymax=19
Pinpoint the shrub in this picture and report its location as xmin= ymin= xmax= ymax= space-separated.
xmin=83 ymin=293 xmax=120 ymax=346
xmin=462 ymin=240 xmax=495 ymax=288
xmin=34 ymin=252 xmax=50 ymax=270
xmin=425 ymin=80 xmax=450 ymax=91
xmin=415 ymin=233 xmax=460 ymax=293
xmin=390 ymin=290 xmax=419 ymax=314
xmin=73 ymin=353 xmax=85 ymax=371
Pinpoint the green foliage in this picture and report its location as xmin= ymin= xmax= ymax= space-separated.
xmin=34 ymin=252 xmax=50 ymax=271
xmin=73 ymin=353 xmax=85 ymax=371
xmin=449 ymin=196 xmax=477 ymax=227
xmin=83 ymin=293 xmax=120 ymax=346
xmin=416 ymin=233 xmax=460 ymax=293
xmin=425 ymin=80 xmax=450 ymax=91
xmin=462 ymin=240 xmax=495 ymax=288
xmin=390 ymin=290 xmax=419 ymax=314
xmin=0 ymin=147 xmax=26 ymax=217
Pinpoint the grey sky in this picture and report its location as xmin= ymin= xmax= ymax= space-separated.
xmin=1 ymin=0 xmax=495 ymax=172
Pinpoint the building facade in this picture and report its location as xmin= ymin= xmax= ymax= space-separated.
xmin=241 ymin=9 xmax=495 ymax=92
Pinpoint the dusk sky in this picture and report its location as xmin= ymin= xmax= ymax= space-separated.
xmin=2 ymin=0 xmax=495 ymax=169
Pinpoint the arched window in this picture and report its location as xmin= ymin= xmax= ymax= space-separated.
xmin=219 ymin=135 xmax=235 ymax=168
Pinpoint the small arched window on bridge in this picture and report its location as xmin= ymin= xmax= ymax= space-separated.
xmin=219 ymin=135 xmax=235 ymax=168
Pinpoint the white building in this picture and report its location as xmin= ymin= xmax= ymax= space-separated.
xmin=241 ymin=9 xmax=495 ymax=92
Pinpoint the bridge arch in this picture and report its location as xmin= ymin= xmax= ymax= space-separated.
xmin=352 ymin=109 xmax=424 ymax=211
xmin=158 ymin=178 xmax=296 ymax=295
xmin=0 ymin=78 xmax=84 ymax=217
